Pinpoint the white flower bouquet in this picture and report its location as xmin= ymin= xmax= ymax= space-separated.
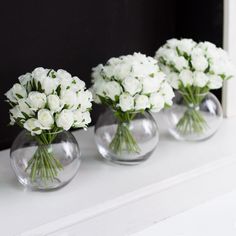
xmin=155 ymin=39 xmax=234 ymax=135
xmin=91 ymin=52 xmax=174 ymax=154
xmin=5 ymin=67 xmax=92 ymax=182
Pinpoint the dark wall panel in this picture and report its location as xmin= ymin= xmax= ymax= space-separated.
xmin=0 ymin=0 xmax=176 ymax=149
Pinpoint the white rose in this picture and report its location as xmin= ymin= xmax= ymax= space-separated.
xmin=122 ymin=77 xmax=141 ymax=95
xmin=56 ymin=69 xmax=72 ymax=80
xmin=18 ymin=99 xmax=34 ymax=117
xmin=191 ymin=55 xmax=208 ymax=71
xmin=27 ymin=91 xmax=46 ymax=110
xmin=73 ymin=110 xmax=91 ymax=128
xmin=41 ymin=77 xmax=58 ymax=95
xmin=208 ymin=75 xmax=223 ymax=89
xmin=118 ymin=93 xmax=134 ymax=112
xmin=177 ymin=39 xmax=196 ymax=54
xmin=37 ymin=109 xmax=54 ymax=129
xmin=12 ymin=83 xmax=27 ymax=100
xmin=47 ymin=94 xmax=62 ymax=112
xmin=173 ymin=56 xmax=188 ymax=71
xmin=56 ymin=109 xmax=74 ymax=130
xmin=60 ymin=90 xmax=78 ymax=110
xmin=104 ymin=81 xmax=122 ymax=100
xmin=71 ymin=76 xmax=85 ymax=92
xmin=168 ymin=72 xmax=179 ymax=89
xmin=179 ymin=69 xmax=193 ymax=87
xmin=18 ymin=73 xmax=32 ymax=86
xmin=159 ymin=82 xmax=175 ymax=106
xmin=5 ymin=88 xmax=17 ymax=103
xmin=9 ymin=106 xmax=24 ymax=124
xmin=193 ymin=71 xmax=209 ymax=87
xmin=167 ymin=38 xmax=179 ymax=48
xmin=135 ymin=95 xmax=149 ymax=110
xmin=142 ymin=75 xmax=163 ymax=94
xmin=73 ymin=110 xmax=83 ymax=128
xmin=32 ymin=67 xmax=48 ymax=83
xmin=92 ymin=77 xmax=106 ymax=97
xmin=149 ymin=93 xmax=165 ymax=112
xmin=77 ymin=90 xmax=93 ymax=112
xmin=23 ymin=118 xmax=42 ymax=135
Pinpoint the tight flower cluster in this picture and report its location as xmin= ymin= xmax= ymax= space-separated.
xmin=91 ymin=52 xmax=174 ymax=112
xmin=5 ymin=67 xmax=92 ymax=135
xmin=155 ymin=38 xmax=235 ymax=91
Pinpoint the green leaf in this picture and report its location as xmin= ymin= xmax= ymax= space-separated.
xmin=15 ymin=93 xmax=23 ymax=99
xmin=56 ymin=85 xmax=61 ymax=96
xmin=32 ymin=127 xmax=41 ymax=131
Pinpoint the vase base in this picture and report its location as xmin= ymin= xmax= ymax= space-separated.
xmin=97 ymin=145 xmax=155 ymax=165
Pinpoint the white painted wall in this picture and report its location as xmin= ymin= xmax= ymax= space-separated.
xmin=222 ymin=0 xmax=236 ymax=117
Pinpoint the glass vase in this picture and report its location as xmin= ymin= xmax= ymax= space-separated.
xmin=164 ymin=91 xmax=223 ymax=141
xmin=10 ymin=130 xmax=81 ymax=191
xmin=94 ymin=109 xmax=159 ymax=165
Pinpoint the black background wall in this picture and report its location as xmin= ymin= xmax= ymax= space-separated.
xmin=0 ymin=0 xmax=223 ymax=149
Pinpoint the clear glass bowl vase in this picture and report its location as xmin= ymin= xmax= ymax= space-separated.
xmin=164 ymin=91 xmax=223 ymax=141
xmin=10 ymin=130 xmax=81 ymax=191
xmin=94 ymin=109 xmax=159 ymax=165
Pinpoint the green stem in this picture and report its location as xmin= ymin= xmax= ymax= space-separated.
xmin=176 ymin=89 xmax=209 ymax=135
xmin=25 ymin=130 xmax=63 ymax=183
xmin=109 ymin=112 xmax=141 ymax=155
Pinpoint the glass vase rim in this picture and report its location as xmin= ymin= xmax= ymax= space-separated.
xmin=23 ymin=129 xmax=64 ymax=136
xmin=107 ymin=107 xmax=149 ymax=115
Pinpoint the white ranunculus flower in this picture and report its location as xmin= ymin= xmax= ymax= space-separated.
xmin=179 ymin=69 xmax=193 ymax=86
xmin=77 ymin=90 xmax=93 ymax=112
xmin=118 ymin=93 xmax=134 ymax=112
xmin=149 ymin=93 xmax=165 ymax=112
xmin=193 ymin=71 xmax=209 ymax=87
xmin=23 ymin=118 xmax=42 ymax=135
xmin=41 ymin=77 xmax=58 ymax=95
xmin=191 ymin=55 xmax=208 ymax=71
xmin=37 ymin=109 xmax=54 ymax=129
xmin=47 ymin=94 xmax=62 ymax=112
xmin=208 ymin=75 xmax=223 ymax=89
xmin=18 ymin=99 xmax=34 ymax=117
xmin=56 ymin=69 xmax=72 ymax=80
xmin=12 ymin=83 xmax=27 ymax=100
xmin=168 ymin=72 xmax=179 ymax=89
xmin=60 ymin=90 xmax=78 ymax=109
xmin=56 ymin=109 xmax=74 ymax=130
xmin=9 ymin=105 xmax=24 ymax=124
xmin=135 ymin=95 xmax=150 ymax=110
xmin=27 ymin=91 xmax=46 ymax=110
xmin=122 ymin=77 xmax=142 ymax=96
xmin=104 ymin=81 xmax=122 ymax=101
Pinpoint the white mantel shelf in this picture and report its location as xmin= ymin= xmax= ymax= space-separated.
xmin=1 ymin=114 xmax=236 ymax=236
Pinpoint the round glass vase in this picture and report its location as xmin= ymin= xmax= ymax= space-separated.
xmin=10 ymin=130 xmax=81 ymax=191
xmin=164 ymin=91 xmax=223 ymax=141
xmin=94 ymin=108 xmax=159 ymax=165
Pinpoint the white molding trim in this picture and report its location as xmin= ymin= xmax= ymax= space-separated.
xmin=19 ymin=155 xmax=236 ymax=236
xmin=222 ymin=0 xmax=236 ymax=117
